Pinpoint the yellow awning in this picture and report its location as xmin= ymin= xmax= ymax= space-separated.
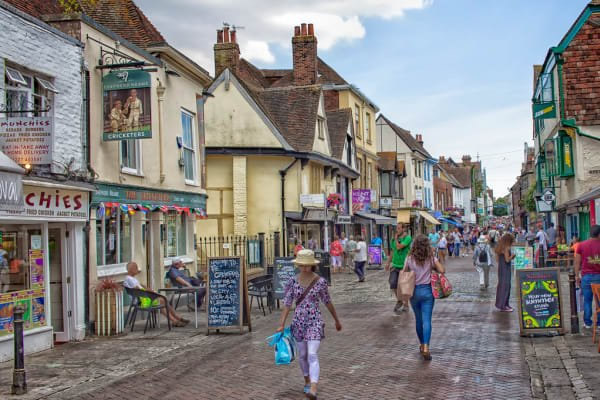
xmin=419 ymin=210 xmax=441 ymax=225
xmin=397 ymin=209 xmax=410 ymax=223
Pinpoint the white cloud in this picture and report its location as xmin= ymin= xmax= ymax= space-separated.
xmin=137 ymin=0 xmax=431 ymax=72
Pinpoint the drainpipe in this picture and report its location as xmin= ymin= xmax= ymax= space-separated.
xmin=156 ymin=81 xmax=166 ymax=183
xmin=280 ymin=159 xmax=299 ymax=257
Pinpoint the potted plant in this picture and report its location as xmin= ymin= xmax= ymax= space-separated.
xmin=94 ymin=278 xmax=125 ymax=336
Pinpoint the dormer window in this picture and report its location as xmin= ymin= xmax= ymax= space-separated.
xmin=317 ymin=117 xmax=325 ymax=140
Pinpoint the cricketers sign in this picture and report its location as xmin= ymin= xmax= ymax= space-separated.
xmin=103 ymin=70 xmax=152 ymax=141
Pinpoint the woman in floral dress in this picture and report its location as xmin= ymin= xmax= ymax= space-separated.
xmin=277 ymin=249 xmax=342 ymax=400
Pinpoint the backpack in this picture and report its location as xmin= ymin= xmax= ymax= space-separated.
xmin=477 ymin=246 xmax=488 ymax=263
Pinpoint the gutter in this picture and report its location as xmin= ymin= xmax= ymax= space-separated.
xmin=279 ymin=159 xmax=299 ymax=257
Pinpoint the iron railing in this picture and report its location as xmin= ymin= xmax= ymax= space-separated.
xmin=196 ymin=233 xmax=278 ymax=272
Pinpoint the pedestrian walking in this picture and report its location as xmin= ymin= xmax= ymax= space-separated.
xmin=344 ymin=235 xmax=357 ymax=274
xmin=535 ymin=223 xmax=549 ymax=266
xmin=452 ymin=229 xmax=462 ymax=257
xmin=386 ymin=224 xmax=412 ymax=313
xmin=405 ymin=234 xmax=445 ymax=361
xmin=495 ymin=233 xmax=516 ymax=312
xmin=574 ymin=225 xmax=600 ymax=329
xmin=329 ymin=235 xmax=344 ymax=274
xmin=354 ymin=235 xmax=367 ymax=282
xmin=437 ymin=233 xmax=447 ymax=264
xmin=473 ymin=236 xmax=494 ymax=290
xmin=428 ymin=229 xmax=440 ymax=254
xmin=277 ymin=249 xmax=342 ymax=399
xmin=546 ymin=222 xmax=557 ymax=249
xmin=488 ymin=227 xmax=498 ymax=248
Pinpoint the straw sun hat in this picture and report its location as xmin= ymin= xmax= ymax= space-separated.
xmin=293 ymin=249 xmax=320 ymax=265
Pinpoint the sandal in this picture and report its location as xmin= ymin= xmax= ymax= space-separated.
xmin=422 ymin=351 xmax=432 ymax=361
xmin=303 ymin=384 xmax=310 ymax=394
xmin=306 ymin=393 xmax=317 ymax=400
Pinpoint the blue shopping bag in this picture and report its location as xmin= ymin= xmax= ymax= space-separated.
xmin=267 ymin=327 xmax=296 ymax=365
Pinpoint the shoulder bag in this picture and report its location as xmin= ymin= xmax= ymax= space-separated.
xmin=397 ymin=256 xmax=416 ymax=301
xmin=296 ymin=276 xmax=320 ymax=307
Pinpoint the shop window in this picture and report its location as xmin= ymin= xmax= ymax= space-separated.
xmin=121 ymin=140 xmax=141 ymax=174
xmin=181 ymin=110 xmax=197 ymax=183
xmin=289 ymin=223 xmax=321 ymax=252
xmin=96 ymin=209 xmax=132 ymax=266
xmin=164 ymin=212 xmax=187 ymax=258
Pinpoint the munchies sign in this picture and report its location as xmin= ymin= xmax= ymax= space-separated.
xmin=0 ymin=117 xmax=52 ymax=165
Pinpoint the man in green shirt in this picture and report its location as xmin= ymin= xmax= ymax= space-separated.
xmin=386 ymin=224 xmax=412 ymax=313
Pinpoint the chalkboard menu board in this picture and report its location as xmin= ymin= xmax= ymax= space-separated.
xmin=516 ymin=267 xmax=564 ymax=336
xmin=207 ymin=257 xmax=243 ymax=332
xmin=512 ymin=246 xmax=534 ymax=270
xmin=273 ymin=257 xmax=298 ymax=300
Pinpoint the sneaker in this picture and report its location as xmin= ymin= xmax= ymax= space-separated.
xmin=401 ymin=305 xmax=408 ymax=312
xmin=584 ymin=324 xmax=592 ymax=329
xmin=479 ymin=284 xmax=485 ymax=291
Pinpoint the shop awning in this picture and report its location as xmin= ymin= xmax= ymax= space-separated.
xmin=439 ymin=217 xmax=462 ymax=228
xmin=354 ymin=212 xmax=396 ymax=225
xmin=396 ymin=209 xmax=410 ymax=223
xmin=419 ymin=210 xmax=441 ymax=225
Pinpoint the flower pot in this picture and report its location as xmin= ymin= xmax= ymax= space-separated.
xmin=95 ymin=289 xmax=124 ymax=336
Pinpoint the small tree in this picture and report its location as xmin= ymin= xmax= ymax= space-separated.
xmin=58 ymin=0 xmax=96 ymax=13
xmin=524 ymin=186 xmax=536 ymax=213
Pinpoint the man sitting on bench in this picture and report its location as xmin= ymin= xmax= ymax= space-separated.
xmin=167 ymin=259 xmax=206 ymax=308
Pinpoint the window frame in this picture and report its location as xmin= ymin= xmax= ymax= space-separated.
xmin=164 ymin=211 xmax=188 ymax=258
xmin=365 ymin=112 xmax=371 ymax=143
xmin=96 ymin=210 xmax=134 ymax=267
xmin=4 ymin=67 xmax=53 ymax=117
xmin=317 ymin=117 xmax=325 ymax=140
xmin=120 ymin=139 xmax=143 ymax=176
xmin=181 ymin=109 xmax=198 ymax=185
xmin=354 ymin=104 xmax=361 ymax=139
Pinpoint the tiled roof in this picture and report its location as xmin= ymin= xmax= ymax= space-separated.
xmin=326 ymin=108 xmax=352 ymax=160
xmin=261 ymin=57 xmax=348 ymax=88
xmin=437 ymin=164 xmax=463 ymax=187
xmin=3 ymin=0 xmax=165 ymax=49
xmin=379 ymin=114 xmax=432 ymax=159
xmin=442 ymin=165 xmax=471 ymax=188
xmin=255 ymin=85 xmax=322 ymax=153
xmin=82 ymin=0 xmax=165 ymax=48
xmin=238 ymin=59 xmax=272 ymax=89
xmin=377 ymin=152 xmax=397 ymax=171
xmin=2 ymin=0 xmax=62 ymax=18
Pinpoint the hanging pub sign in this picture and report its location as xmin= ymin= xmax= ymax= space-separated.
xmin=102 ymin=70 xmax=152 ymax=141
xmin=532 ymin=102 xmax=556 ymax=120
xmin=0 ymin=117 xmax=53 ymax=164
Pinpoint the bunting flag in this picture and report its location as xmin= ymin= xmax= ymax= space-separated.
xmin=137 ymin=204 xmax=150 ymax=213
xmin=120 ymin=204 xmax=129 ymax=214
xmin=159 ymin=205 xmax=169 ymax=213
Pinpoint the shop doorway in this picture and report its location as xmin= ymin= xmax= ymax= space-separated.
xmin=48 ymin=224 xmax=70 ymax=342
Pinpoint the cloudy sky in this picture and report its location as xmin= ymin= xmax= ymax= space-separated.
xmin=138 ymin=0 xmax=590 ymax=197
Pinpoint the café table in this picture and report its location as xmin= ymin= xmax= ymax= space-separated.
xmin=158 ymin=286 xmax=204 ymax=328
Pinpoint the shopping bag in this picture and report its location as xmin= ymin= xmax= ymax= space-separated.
xmin=267 ymin=327 xmax=297 ymax=365
xmin=397 ymin=269 xmax=416 ymax=301
xmin=431 ymin=272 xmax=452 ymax=299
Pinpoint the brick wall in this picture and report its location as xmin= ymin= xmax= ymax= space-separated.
xmin=562 ymin=15 xmax=600 ymax=125
xmin=433 ymin=176 xmax=453 ymax=212
xmin=214 ymin=42 xmax=240 ymax=77
xmin=323 ymin=90 xmax=339 ymax=111
xmin=0 ymin=6 xmax=85 ymax=172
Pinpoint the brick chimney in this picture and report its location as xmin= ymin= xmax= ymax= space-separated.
xmin=214 ymin=26 xmax=240 ymax=77
xmin=438 ymin=156 xmax=446 ymax=164
xmin=462 ymin=155 xmax=472 ymax=165
xmin=292 ymin=23 xmax=318 ymax=85
xmin=415 ymin=134 xmax=424 ymax=146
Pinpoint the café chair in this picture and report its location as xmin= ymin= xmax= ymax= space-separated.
xmin=124 ymin=287 xmax=171 ymax=334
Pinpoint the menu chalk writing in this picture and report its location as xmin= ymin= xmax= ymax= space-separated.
xmin=207 ymin=257 xmax=242 ymax=329
xmin=516 ymin=267 xmax=563 ymax=335
xmin=273 ymin=257 xmax=298 ymax=300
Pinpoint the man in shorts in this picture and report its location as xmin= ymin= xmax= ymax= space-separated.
xmin=386 ymin=224 xmax=412 ymax=313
